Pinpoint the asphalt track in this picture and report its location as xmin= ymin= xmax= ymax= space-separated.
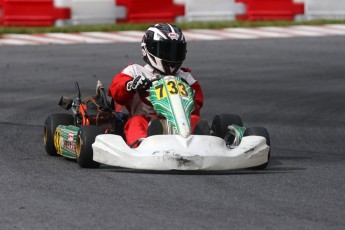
xmin=0 ymin=36 xmax=345 ymax=230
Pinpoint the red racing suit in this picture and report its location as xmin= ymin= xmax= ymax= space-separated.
xmin=108 ymin=64 xmax=204 ymax=146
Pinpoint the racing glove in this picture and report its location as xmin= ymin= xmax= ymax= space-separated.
xmin=126 ymin=75 xmax=152 ymax=95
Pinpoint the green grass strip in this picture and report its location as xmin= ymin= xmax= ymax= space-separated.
xmin=0 ymin=20 xmax=344 ymax=35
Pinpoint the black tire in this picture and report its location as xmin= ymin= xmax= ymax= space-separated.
xmin=194 ymin=120 xmax=210 ymax=135
xmin=76 ymin=126 xmax=103 ymax=168
xmin=44 ymin=113 xmax=74 ymax=156
xmin=147 ymin=118 xmax=163 ymax=136
xmin=244 ymin=127 xmax=270 ymax=170
xmin=211 ymin=114 xmax=243 ymax=140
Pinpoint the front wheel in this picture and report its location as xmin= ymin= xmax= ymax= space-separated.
xmin=44 ymin=113 xmax=74 ymax=156
xmin=244 ymin=127 xmax=270 ymax=170
xmin=76 ymin=126 xmax=103 ymax=168
xmin=211 ymin=114 xmax=243 ymax=145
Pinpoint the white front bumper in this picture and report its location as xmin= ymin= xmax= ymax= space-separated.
xmin=92 ymin=134 xmax=269 ymax=171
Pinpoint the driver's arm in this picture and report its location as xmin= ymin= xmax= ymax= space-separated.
xmin=191 ymin=81 xmax=203 ymax=116
xmin=108 ymin=72 xmax=135 ymax=106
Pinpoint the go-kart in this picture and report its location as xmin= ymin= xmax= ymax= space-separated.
xmin=93 ymin=75 xmax=271 ymax=170
xmin=44 ymin=76 xmax=270 ymax=170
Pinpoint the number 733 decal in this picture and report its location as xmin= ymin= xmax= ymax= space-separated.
xmin=154 ymin=79 xmax=191 ymax=100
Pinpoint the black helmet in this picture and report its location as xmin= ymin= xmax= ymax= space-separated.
xmin=141 ymin=23 xmax=187 ymax=75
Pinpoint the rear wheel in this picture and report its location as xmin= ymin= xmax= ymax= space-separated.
xmin=211 ymin=114 xmax=243 ymax=144
xmin=76 ymin=126 xmax=103 ymax=168
xmin=244 ymin=127 xmax=270 ymax=170
xmin=44 ymin=113 xmax=74 ymax=156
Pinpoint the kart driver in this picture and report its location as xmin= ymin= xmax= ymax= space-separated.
xmin=108 ymin=23 xmax=204 ymax=146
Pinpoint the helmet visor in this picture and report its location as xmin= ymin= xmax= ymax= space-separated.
xmin=146 ymin=40 xmax=186 ymax=62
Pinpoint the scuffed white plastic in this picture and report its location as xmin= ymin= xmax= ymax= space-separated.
xmin=92 ymin=135 xmax=269 ymax=171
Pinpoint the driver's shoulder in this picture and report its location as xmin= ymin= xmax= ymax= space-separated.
xmin=122 ymin=63 xmax=154 ymax=78
xmin=180 ymin=67 xmax=192 ymax=73
xmin=177 ymin=67 xmax=196 ymax=85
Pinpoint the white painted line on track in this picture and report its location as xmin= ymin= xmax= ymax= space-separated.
xmin=257 ymin=27 xmax=323 ymax=37
xmin=1 ymin=25 xmax=344 ymax=46
xmin=191 ymin=29 xmax=259 ymax=39
xmin=0 ymin=38 xmax=41 ymax=45
xmin=182 ymin=31 xmax=224 ymax=40
xmin=116 ymin=31 xmax=144 ymax=41
xmin=287 ymin=27 xmax=333 ymax=36
xmin=255 ymin=27 xmax=297 ymax=36
xmin=224 ymin=28 xmax=292 ymax=38
xmin=4 ymin=34 xmax=74 ymax=44
xmin=44 ymin=33 xmax=112 ymax=43
xmin=291 ymin=25 xmax=345 ymax=35
xmin=81 ymin=32 xmax=140 ymax=42
xmin=323 ymin=24 xmax=345 ymax=30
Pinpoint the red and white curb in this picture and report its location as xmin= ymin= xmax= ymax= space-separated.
xmin=0 ymin=24 xmax=344 ymax=46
